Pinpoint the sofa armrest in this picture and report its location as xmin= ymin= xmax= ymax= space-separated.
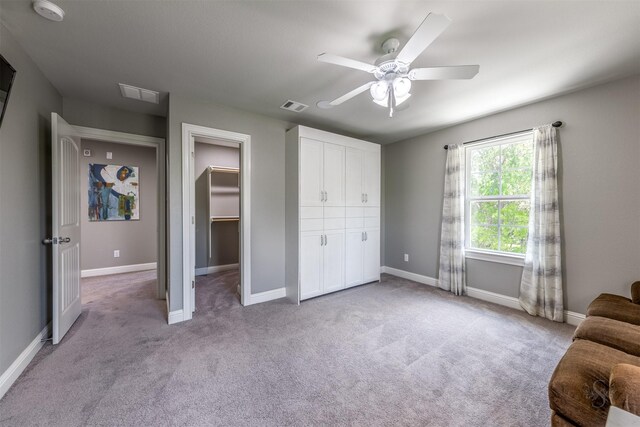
xmin=632 ymin=281 xmax=640 ymax=305
xmin=609 ymin=363 xmax=640 ymax=416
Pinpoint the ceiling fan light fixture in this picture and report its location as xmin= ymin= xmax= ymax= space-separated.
xmin=393 ymin=77 xmax=412 ymax=97
xmin=370 ymin=81 xmax=389 ymax=101
xmin=395 ymin=92 xmax=411 ymax=106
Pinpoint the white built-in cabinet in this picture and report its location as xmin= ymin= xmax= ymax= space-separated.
xmin=285 ymin=126 xmax=381 ymax=303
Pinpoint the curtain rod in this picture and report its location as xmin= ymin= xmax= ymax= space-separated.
xmin=443 ymin=121 xmax=563 ymax=150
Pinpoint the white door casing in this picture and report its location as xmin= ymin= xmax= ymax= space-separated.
xmin=51 ymin=113 xmax=82 ymax=345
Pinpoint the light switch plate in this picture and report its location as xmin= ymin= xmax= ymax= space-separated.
xmin=106 ymin=151 xmax=113 ymax=160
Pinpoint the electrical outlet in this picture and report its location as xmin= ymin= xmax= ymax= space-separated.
xmin=404 ymin=253 xmax=409 ymax=262
xmin=113 ymin=250 xmax=120 ymax=258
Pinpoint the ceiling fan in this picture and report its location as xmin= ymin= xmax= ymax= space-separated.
xmin=316 ymin=13 xmax=479 ymax=117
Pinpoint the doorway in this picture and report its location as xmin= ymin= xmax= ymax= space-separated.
xmin=194 ymin=138 xmax=240 ymax=312
xmin=74 ymin=126 xmax=166 ymax=301
xmin=182 ymin=123 xmax=251 ymax=320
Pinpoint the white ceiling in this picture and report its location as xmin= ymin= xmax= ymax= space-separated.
xmin=1 ymin=1 xmax=639 ymax=144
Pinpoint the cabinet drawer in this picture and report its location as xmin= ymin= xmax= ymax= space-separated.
xmin=324 ymin=207 xmax=345 ymax=219
xmin=300 ymin=218 xmax=323 ymax=232
xmin=346 ymin=217 xmax=364 ymax=229
xmin=364 ymin=217 xmax=380 ymax=228
xmin=346 ymin=207 xmax=364 ymax=218
xmin=301 ymin=206 xmax=323 ymax=219
xmin=324 ymin=217 xmax=345 ymax=230
xmin=364 ymin=207 xmax=379 ymax=218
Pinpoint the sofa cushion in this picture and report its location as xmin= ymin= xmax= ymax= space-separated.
xmin=549 ymin=340 xmax=640 ymax=426
xmin=632 ymin=281 xmax=640 ymax=305
xmin=574 ymin=316 xmax=640 ymax=357
xmin=609 ymin=363 xmax=640 ymax=416
xmin=587 ymin=293 xmax=640 ymax=326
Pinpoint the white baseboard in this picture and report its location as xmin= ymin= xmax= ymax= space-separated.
xmin=194 ymin=263 xmax=239 ymax=276
xmin=381 ymin=266 xmax=438 ymax=287
xmin=81 ymin=262 xmax=157 ymax=278
xmin=247 ymin=287 xmax=286 ymax=305
xmin=168 ymin=309 xmax=184 ymax=325
xmin=466 ymin=286 xmax=522 ymax=311
xmin=564 ymin=310 xmax=586 ymax=326
xmin=381 ymin=266 xmax=585 ymax=326
xmin=0 ymin=322 xmax=50 ymax=400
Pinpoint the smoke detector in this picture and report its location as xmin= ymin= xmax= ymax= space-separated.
xmin=33 ymin=0 xmax=65 ymax=22
xmin=119 ymin=83 xmax=160 ymax=104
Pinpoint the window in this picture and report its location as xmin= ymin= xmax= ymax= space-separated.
xmin=465 ymin=132 xmax=533 ymax=259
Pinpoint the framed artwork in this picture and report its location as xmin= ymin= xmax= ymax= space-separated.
xmin=88 ymin=163 xmax=139 ymax=221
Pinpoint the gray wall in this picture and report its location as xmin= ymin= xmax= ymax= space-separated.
xmin=167 ymin=95 xmax=288 ymax=311
xmin=63 ymin=98 xmax=166 ymax=138
xmin=0 ymin=24 xmax=62 ymax=374
xmin=194 ymin=142 xmax=240 ymax=268
xmin=384 ymin=75 xmax=640 ymax=314
xmin=80 ymin=139 xmax=157 ymax=270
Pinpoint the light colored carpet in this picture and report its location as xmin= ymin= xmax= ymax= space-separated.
xmin=0 ymin=270 xmax=574 ymax=426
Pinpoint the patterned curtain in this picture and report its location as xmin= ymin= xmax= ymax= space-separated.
xmin=438 ymin=144 xmax=466 ymax=296
xmin=519 ymin=125 xmax=563 ymax=322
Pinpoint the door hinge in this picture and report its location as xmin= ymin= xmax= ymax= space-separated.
xmin=192 ymin=280 xmax=195 ymax=289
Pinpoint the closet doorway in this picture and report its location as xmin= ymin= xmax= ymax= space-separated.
xmin=194 ymin=138 xmax=240 ymax=312
xmin=182 ymin=124 xmax=251 ymax=320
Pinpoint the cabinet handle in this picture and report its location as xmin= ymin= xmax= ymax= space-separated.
xmin=365 ymin=193 xmax=368 ymax=203
xmin=324 ymin=191 xmax=328 ymax=202
xmin=320 ymin=235 xmax=324 ymax=246
xmin=361 ymin=232 xmax=364 ymax=241
xmin=324 ymin=234 xmax=328 ymax=245
xmin=365 ymin=231 xmax=368 ymax=241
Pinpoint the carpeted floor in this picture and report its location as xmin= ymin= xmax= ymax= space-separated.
xmin=0 ymin=270 xmax=574 ymax=426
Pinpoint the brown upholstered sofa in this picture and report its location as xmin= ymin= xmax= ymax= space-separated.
xmin=548 ymin=281 xmax=640 ymax=426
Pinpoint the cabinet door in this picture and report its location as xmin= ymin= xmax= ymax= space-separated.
xmin=323 ymin=143 xmax=345 ymax=206
xmin=363 ymin=228 xmax=380 ymax=283
xmin=345 ymin=147 xmax=364 ymax=206
xmin=300 ymin=138 xmax=324 ymax=207
xmin=323 ymin=229 xmax=345 ymax=294
xmin=345 ymin=229 xmax=364 ymax=288
xmin=300 ymin=231 xmax=324 ymax=300
xmin=363 ymin=150 xmax=381 ymax=206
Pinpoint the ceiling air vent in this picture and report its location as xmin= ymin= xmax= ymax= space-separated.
xmin=119 ymin=83 xmax=160 ymax=104
xmin=280 ymin=100 xmax=308 ymax=113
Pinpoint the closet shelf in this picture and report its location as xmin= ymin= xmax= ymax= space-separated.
xmin=208 ymin=166 xmax=239 ymax=174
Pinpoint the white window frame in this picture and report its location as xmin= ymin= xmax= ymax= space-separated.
xmin=464 ymin=131 xmax=533 ymax=266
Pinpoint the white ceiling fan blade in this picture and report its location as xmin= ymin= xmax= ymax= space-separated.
xmin=409 ymin=65 xmax=480 ymax=80
xmin=395 ymin=13 xmax=452 ymax=65
xmin=317 ymin=81 xmax=376 ymax=108
xmin=317 ymin=53 xmax=377 ymax=73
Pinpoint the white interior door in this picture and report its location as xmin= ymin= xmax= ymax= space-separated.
xmin=323 ymin=229 xmax=345 ymax=293
xmin=300 ymin=138 xmax=323 ymax=207
xmin=345 ymin=229 xmax=364 ymax=288
xmin=363 ymin=228 xmax=381 ymax=283
xmin=300 ymin=230 xmax=323 ymax=300
xmin=51 ymin=113 xmax=82 ymax=345
xmin=363 ymin=151 xmax=381 ymax=206
xmin=345 ymin=148 xmax=364 ymax=206
xmin=322 ymin=143 xmax=345 ymax=206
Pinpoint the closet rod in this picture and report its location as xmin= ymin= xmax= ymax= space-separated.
xmin=443 ymin=121 xmax=563 ymax=150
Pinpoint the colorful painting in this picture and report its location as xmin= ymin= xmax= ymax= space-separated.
xmin=88 ymin=164 xmax=139 ymax=221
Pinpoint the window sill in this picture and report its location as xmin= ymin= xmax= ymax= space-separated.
xmin=464 ymin=249 xmax=525 ymax=267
